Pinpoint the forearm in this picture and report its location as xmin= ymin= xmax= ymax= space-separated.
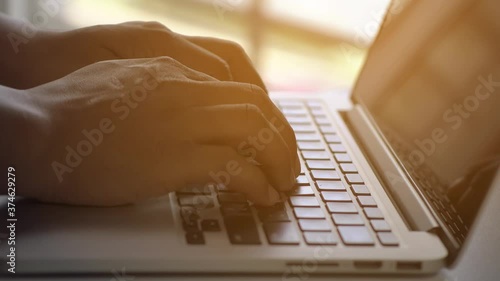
xmin=0 ymin=85 xmax=48 ymax=195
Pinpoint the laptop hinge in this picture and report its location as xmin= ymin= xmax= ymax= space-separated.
xmin=346 ymin=105 xmax=439 ymax=232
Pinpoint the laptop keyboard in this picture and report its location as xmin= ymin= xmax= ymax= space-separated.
xmin=175 ymin=99 xmax=398 ymax=247
xmin=383 ymin=128 xmax=468 ymax=244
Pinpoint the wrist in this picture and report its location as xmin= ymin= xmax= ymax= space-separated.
xmin=0 ymin=86 xmax=51 ymax=197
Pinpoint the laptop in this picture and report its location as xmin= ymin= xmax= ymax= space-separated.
xmin=2 ymin=0 xmax=499 ymax=276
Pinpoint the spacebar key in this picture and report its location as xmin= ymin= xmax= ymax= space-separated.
xmin=224 ymin=215 xmax=261 ymax=245
xmin=263 ymin=222 xmax=300 ymax=245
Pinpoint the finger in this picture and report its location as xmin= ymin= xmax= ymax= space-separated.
xmin=150 ymin=143 xmax=281 ymax=206
xmin=183 ymin=36 xmax=268 ymax=92
xmin=107 ymin=21 xmax=233 ymax=81
xmin=85 ymin=56 xmax=219 ymax=87
xmin=157 ymin=81 xmax=300 ymax=175
xmin=130 ymin=56 xmax=220 ymax=82
xmin=170 ymin=104 xmax=295 ymax=191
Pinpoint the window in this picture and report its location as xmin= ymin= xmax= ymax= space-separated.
xmin=1 ymin=0 xmax=392 ymax=91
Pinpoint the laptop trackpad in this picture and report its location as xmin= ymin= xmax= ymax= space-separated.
xmin=0 ymin=195 xmax=178 ymax=263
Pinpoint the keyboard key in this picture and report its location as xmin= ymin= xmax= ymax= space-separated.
xmin=218 ymin=193 xmax=246 ymax=204
xmin=311 ymin=170 xmax=340 ymax=180
xmin=345 ymin=173 xmax=364 ymax=184
xmin=332 ymin=214 xmax=365 ymax=225
xmin=178 ymin=195 xmax=214 ymax=208
xmin=278 ymin=100 xmax=303 ymax=107
xmin=201 ymin=219 xmax=221 ymax=231
xmin=320 ymin=125 xmax=336 ymax=133
xmin=324 ymin=134 xmax=342 ymax=143
xmin=290 ymin=196 xmax=320 ymax=207
xmin=340 ymin=163 xmax=358 ymax=173
xmin=298 ymin=141 xmax=325 ymax=150
xmin=257 ymin=203 xmax=289 ymax=222
xmin=221 ymin=202 xmax=251 ymax=216
xmin=364 ymin=207 xmax=384 ymax=219
xmin=296 ymin=133 xmax=321 ymax=141
xmin=186 ymin=231 xmax=205 ymax=245
xmin=182 ymin=220 xmax=199 ymax=232
xmin=338 ymin=226 xmax=374 ymax=246
xmin=316 ymin=180 xmax=346 ymax=191
xmin=358 ymin=196 xmax=377 ymax=207
xmin=294 ymin=207 xmax=325 ymax=219
xmin=351 ymin=184 xmax=370 ymax=195
xmin=312 ymin=108 xmax=327 ymax=116
xmin=326 ymin=202 xmax=358 ymax=213
xmin=296 ymin=175 xmax=310 ymax=185
xmin=302 ymin=150 xmax=330 ymax=160
xmin=306 ymin=160 xmax=335 ymax=170
xmin=298 ymin=219 xmax=331 ymax=231
xmin=263 ymin=222 xmax=300 ymax=245
xmin=370 ymin=219 xmax=391 ymax=232
xmin=304 ymin=232 xmax=338 ymax=245
xmin=306 ymin=100 xmax=323 ymax=109
xmin=329 ymin=144 xmax=347 ymax=152
xmin=290 ymin=185 xmax=315 ymax=196
xmin=314 ymin=116 xmax=330 ymax=125
xmin=334 ymin=153 xmax=352 ymax=163
xmin=321 ymin=191 xmax=351 ymax=202
xmin=283 ymin=108 xmax=308 ymax=116
xmin=292 ymin=124 xmax=315 ymax=133
xmin=177 ymin=184 xmax=212 ymax=194
xmin=180 ymin=206 xmax=200 ymax=222
xmin=377 ymin=232 xmax=399 ymax=246
xmin=224 ymin=215 xmax=261 ymax=245
xmin=286 ymin=116 xmax=311 ymax=125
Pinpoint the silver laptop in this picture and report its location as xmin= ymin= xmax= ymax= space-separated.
xmin=2 ymin=0 xmax=499 ymax=276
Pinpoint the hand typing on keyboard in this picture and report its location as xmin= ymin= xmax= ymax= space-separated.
xmin=0 ymin=17 xmax=300 ymax=206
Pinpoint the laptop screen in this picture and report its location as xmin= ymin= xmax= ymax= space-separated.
xmin=353 ymin=0 xmax=500 ymax=230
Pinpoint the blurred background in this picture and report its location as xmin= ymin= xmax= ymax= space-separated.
xmin=0 ymin=0 xmax=393 ymax=91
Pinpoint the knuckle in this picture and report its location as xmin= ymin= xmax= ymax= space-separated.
xmin=214 ymin=59 xmax=232 ymax=80
xmin=245 ymin=103 xmax=263 ymax=118
xmin=155 ymin=56 xmax=177 ymax=64
xmin=245 ymin=103 xmax=268 ymax=129
xmin=249 ymin=84 xmax=270 ymax=107
xmin=143 ymin=21 xmax=169 ymax=30
xmin=224 ymin=40 xmax=246 ymax=55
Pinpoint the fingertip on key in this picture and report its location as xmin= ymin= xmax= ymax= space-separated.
xmin=267 ymin=185 xmax=281 ymax=205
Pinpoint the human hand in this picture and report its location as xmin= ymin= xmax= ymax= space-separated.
xmin=20 ymin=57 xmax=299 ymax=206
xmin=3 ymin=20 xmax=266 ymax=91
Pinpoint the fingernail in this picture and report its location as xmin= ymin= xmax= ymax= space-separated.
xmin=247 ymin=158 xmax=263 ymax=166
xmin=267 ymin=185 xmax=281 ymax=204
xmin=291 ymin=164 xmax=301 ymax=185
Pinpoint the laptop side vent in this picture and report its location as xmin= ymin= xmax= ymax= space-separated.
xmin=396 ymin=261 xmax=422 ymax=271
xmin=353 ymin=261 xmax=383 ymax=269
